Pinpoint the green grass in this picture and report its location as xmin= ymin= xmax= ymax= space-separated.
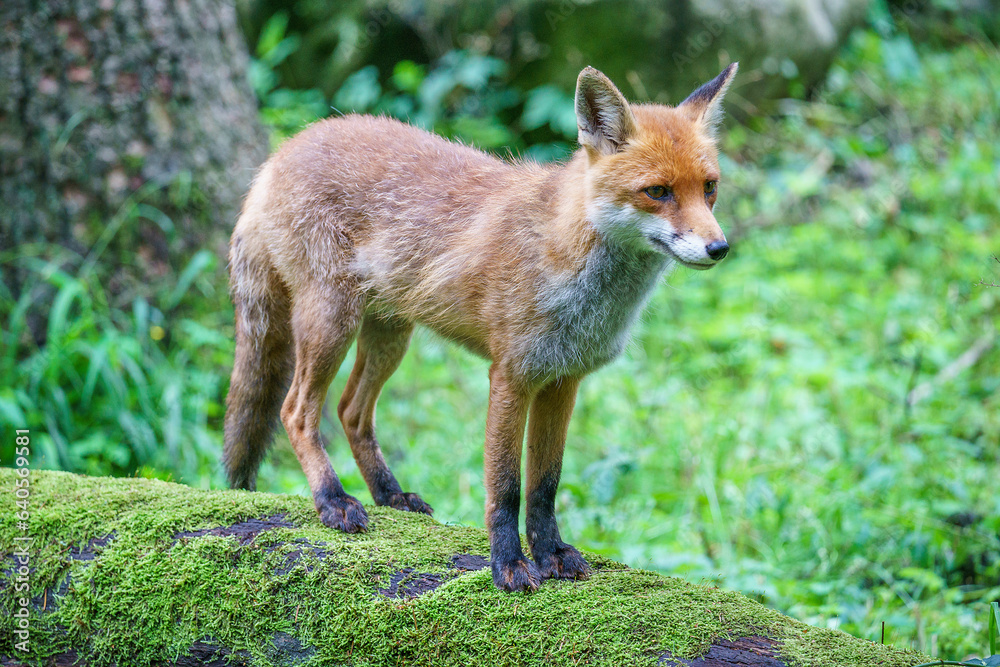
xmin=0 ymin=468 xmax=930 ymax=666
xmin=2 ymin=21 xmax=998 ymax=663
xmin=0 ymin=245 xmax=232 ymax=485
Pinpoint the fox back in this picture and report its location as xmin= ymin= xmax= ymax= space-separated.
xmin=224 ymin=63 xmax=738 ymax=592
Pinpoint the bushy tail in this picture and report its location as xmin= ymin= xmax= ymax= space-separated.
xmin=223 ymin=235 xmax=293 ymax=490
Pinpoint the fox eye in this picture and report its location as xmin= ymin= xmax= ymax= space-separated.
xmin=704 ymin=180 xmax=718 ymax=196
xmin=644 ymin=185 xmax=672 ymax=200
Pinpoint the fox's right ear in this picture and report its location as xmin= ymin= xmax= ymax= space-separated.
xmin=575 ymin=67 xmax=637 ymax=156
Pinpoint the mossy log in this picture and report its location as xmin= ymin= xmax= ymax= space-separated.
xmin=0 ymin=469 xmax=929 ymax=667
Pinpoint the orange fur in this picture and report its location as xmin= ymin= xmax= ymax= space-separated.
xmin=223 ymin=63 xmax=738 ymax=592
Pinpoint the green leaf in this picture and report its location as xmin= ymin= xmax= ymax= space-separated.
xmin=881 ymin=35 xmax=922 ymax=83
xmin=136 ymin=203 xmax=175 ymax=237
xmin=990 ymin=601 xmax=999 ymax=655
xmin=450 ymin=52 xmax=506 ymax=90
xmin=334 ymin=66 xmax=381 ymax=113
xmin=522 ymin=85 xmax=577 ymax=138
xmin=167 ymin=250 xmax=215 ymax=310
xmin=256 ymin=11 xmax=290 ymax=59
xmin=446 ymin=116 xmax=514 ymax=149
xmin=392 ymin=60 xmax=425 ymax=94
xmin=47 ymin=278 xmax=86 ymax=344
xmin=0 ymin=388 xmax=28 ymax=428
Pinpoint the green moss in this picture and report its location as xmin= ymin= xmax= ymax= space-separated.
xmin=0 ymin=469 xmax=928 ymax=666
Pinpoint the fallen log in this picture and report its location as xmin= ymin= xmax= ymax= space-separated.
xmin=0 ymin=469 xmax=928 ymax=666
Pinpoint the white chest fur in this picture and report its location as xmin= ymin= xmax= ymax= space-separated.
xmin=519 ymin=241 xmax=672 ymax=380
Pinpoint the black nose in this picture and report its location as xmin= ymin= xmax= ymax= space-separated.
xmin=706 ymin=240 xmax=729 ymax=260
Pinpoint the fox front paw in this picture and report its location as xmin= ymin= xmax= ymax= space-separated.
xmin=384 ymin=492 xmax=434 ymax=516
xmin=492 ymin=556 xmax=541 ymax=593
xmin=315 ymin=491 xmax=368 ymax=533
xmin=534 ymin=543 xmax=590 ymax=581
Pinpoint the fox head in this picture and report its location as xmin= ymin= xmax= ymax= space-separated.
xmin=575 ymin=63 xmax=738 ymax=269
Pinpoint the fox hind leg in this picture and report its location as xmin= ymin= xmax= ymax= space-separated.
xmin=338 ymin=313 xmax=432 ymax=515
xmin=281 ymin=287 xmax=368 ymax=532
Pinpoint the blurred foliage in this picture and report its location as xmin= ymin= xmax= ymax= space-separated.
xmin=250 ymin=10 xmax=577 ymax=159
xmin=889 ymin=0 xmax=1000 ymax=44
xmin=2 ymin=1 xmax=999 ymax=661
xmin=234 ymin=0 xmax=875 ymax=119
xmin=0 ymin=202 xmax=234 ymax=488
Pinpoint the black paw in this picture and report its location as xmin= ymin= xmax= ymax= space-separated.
xmin=384 ymin=492 xmax=434 ymax=516
xmin=315 ymin=492 xmax=368 ymax=533
xmin=534 ymin=543 xmax=589 ymax=581
xmin=492 ymin=556 xmax=541 ymax=593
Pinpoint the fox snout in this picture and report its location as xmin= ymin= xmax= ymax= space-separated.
xmin=640 ymin=199 xmax=730 ymax=268
xmin=656 ymin=228 xmax=729 ymax=269
xmin=672 ymin=211 xmax=730 ymax=268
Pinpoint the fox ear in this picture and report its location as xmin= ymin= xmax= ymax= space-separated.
xmin=679 ymin=62 xmax=739 ymax=136
xmin=575 ymin=67 xmax=637 ymax=155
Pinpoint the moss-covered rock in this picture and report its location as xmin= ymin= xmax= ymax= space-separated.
xmin=0 ymin=469 xmax=928 ymax=666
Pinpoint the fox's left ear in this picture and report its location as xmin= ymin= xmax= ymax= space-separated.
xmin=679 ymin=62 xmax=739 ymax=137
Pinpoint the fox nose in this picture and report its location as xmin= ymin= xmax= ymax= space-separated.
xmin=706 ymin=240 xmax=729 ymax=260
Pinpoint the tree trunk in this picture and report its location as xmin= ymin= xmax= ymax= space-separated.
xmin=0 ymin=469 xmax=929 ymax=667
xmin=0 ymin=0 xmax=266 ymax=301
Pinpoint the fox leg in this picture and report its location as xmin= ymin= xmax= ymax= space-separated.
xmin=281 ymin=287 xmax=367 ymax=532
xmin=526 ymin=377 xmax=589 ymax=580
xmin=337 ymin=313 xmax=432 ymax=515
xmin=485 ymin=365 xmax=541 ymax=592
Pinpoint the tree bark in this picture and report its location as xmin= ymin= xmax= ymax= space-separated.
xmin=0 ymin=0 xmax=266 ymax=301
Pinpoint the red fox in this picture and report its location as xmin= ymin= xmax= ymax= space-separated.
xmin=224 ymin=63 xmax=737 ymax=592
